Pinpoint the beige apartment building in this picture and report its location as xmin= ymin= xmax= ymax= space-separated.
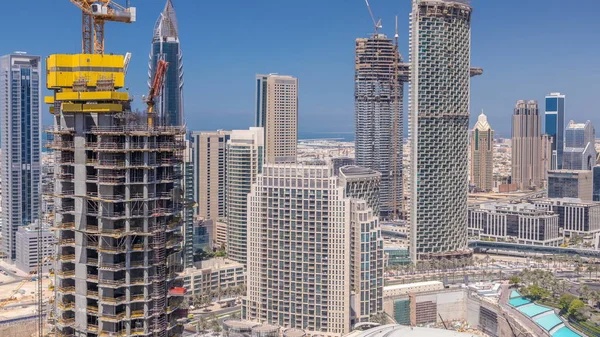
xmin=255 ymin=74 xmax=298 ymax=164
xmin=511 ymin=100 xmax=552 ymax=190
xmin=190 ymin=130 xmax=231 ymax=219
xmin=244 ymin=164 xmax=383 ymax=336
xmin=470 ymin=113 xmax=494 ymax=192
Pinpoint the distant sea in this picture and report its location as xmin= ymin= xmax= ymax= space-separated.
xmin=298 ymin=132 xmax=354 ymax=142
xmin=41 ymin=130 xmax=355 ymax=153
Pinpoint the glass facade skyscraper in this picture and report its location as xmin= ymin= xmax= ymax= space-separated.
xmin=150 ymin=0 xmax=184 ymax=126
xmin=563 ymin=120 xmax=596 ymax=170
xmin=409 ymin=0 xmax=474 ymax=262
xmin=226 ymin=127 xmax=264 ymax=264
xmin=545 ymin=93 xmax=565 ymax=169
xmin=0 ymin=53 xmax=41 ymax=259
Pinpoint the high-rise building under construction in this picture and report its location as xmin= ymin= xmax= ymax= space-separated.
xmin=409 ymin=0 xmax=475 ymax=262
xmin=47 ymin=54 xmax=186 ymax=336
xmin=354 ymin=34 xmax=403 ymax=219
xmin=150 ymin=0 xmax=184 ymax=126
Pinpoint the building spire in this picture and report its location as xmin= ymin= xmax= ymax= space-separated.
xmin=153 ymin=0 xmax=179 ymax=42
xmin=474 ymin=110 xmax=491 ymax=131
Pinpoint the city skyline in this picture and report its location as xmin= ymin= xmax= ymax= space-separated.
xmin=0 ymin=0 xmax=598 ymax=136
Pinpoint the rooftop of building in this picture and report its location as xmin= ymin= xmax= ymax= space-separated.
xmin=566 ymin=120 xmax=592 ymax=130
xmin=533 ymin=198 xmax=598 ymax=206
xmin=350 ymin=324 xmax=479 ymax=337
xmin=153 ymin=0 xmax=179 ymax=42
xmin=384 ymin=281 xmax=443 ymax=292
xmin=473 ymin=112 xmax=491 ymax=131
xmin=181 ymin=258 xmax=244 ymax=274
xmin=340 ymin=165 xmax=381 ymax=178
xmin=548 ymin=169 xmax=592 ymax=174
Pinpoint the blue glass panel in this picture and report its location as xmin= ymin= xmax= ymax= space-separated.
xmin=546 ymin=97 xmax=558 ymax=112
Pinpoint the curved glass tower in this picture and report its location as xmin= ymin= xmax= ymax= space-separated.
xmin=409 ymin=0 xmax=473 ymax=262
xmin=149 ymin=0 xmax=184 ymax=126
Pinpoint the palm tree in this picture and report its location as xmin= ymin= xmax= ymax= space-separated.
xmin=580 ymin=285 xmax=591 ymax=301
xmin=587 ymin=265 xmax=594 ymax=279
xmin=197 ymin=317 xmax=209 ymax=336
xmin=209 ymin=314 xmax=221 ymax=335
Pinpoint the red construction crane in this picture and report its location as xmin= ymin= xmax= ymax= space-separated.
xmin=146 ymin=60 xmax=169 ymax=127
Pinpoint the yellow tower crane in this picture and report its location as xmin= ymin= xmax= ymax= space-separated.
xmin=68 ymin=0 xmax=136 ymax=54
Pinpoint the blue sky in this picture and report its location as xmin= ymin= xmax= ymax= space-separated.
xmin=2 ymin=0 xmax=599 ymax=138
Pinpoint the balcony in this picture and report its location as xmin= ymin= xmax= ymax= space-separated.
xmin=100 ymin=295 xmax=126 ymax=304
xmin=87 ymin=290 xmax=99 ymax=298
xmin=94 ymin=142 xmax=126 ymax=151
xmin=132 ymin=243 xmax=145 ymax=251
xmin=87 ymin=324 xmax=99 ymax=333
xmin=99 ymin=262 xmax=126 ymax=270
xmin=57 ymin=286 xmax=75 ymax=294
xmin=46 ymin=141 xmax=75 ymax=151
xmin=100 ymin=312 xmax=126 ymax=322
xmin=57 ymin=190 xmax=75 ymax=198
xmin=58 ymin=254 xmax=75 ymax=262
xmin=98 ymin=176 xmax=126 ymax=185
xmin=56 ymin=270 xmax=75 ymax=278
xmin=130 ymin=260 xmax=147 ymax=268
xmin=97 ymin=159 xmax=126 ymax=168
xmin=56 ymin=205 xmax=75 ymax=214
xmin=100 ymin=211 xmax=127 ymax=219
xmin=46 ymin=126 xmax=75 ymax=134
xmin=130 ymin=294 xmax=145 ymax=302
xmin=56 ymin=317 xmax=75 ymax=326
xmin=87 ymin=305 xmax=99 ymax=315
xmin=130 ymin=310 xmax=145 ymax=318
xmin=56 ymin=301 xmax=75 ymax=311
xmin=56 ymin=173 xmax=74 ymax=181
xmin=86 ymin=226 xmax=100 ymax=234
xmin=131 ymin=278 xmax=150 ymax=285
xmin=130 ymin=328 xmax=147 ymax=336
xmin=56 ymin=156 xmax=75 ymax=165
xmin=98 ymin=194 xmax=125 ymax=202
xmin=97 ymin=246 xmax=127 ymax=254
xmin=58 ymin=238 xmax=75 ymax=246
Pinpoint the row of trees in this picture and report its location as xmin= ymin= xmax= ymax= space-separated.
xmin=514 ymin=269 xmax=599 ymax=323
xmin=186 ymin=284 xmax=247 ymax=309
xmin=196 ymin=313 xmax=222 ymax=336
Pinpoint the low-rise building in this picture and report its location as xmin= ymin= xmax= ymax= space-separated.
xmin=548 ymin=170 xmax=593 ymax=201
xmin=468 ymin=203 xmax=561 ymax=246
xmin=533 ymin=198 xmax=600 ymax=248
xmin=15 ymin=223 xmax=55 ymax=273
xmin=214 ymin=220 xmax=227 ymax=249
xmin=383 ymin=281 xmax=444 ymax=298
xmin=180 ymin=258 xmax=245 ymax=296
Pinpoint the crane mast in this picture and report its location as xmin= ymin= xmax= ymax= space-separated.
xmin=147 ymin=60 xmax=169 ymax=127
xmin=69 ymin=0 xmax=136 ymax=54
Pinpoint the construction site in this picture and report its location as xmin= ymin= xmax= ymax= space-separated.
xmin=1 ymin=1 xmax=188 ymax=336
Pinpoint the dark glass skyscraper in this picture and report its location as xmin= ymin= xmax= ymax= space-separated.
xmin=545 ymin=93 xmax=565 ymax=169
xmin=594 ymin=166 xmax=600 ymax=202
xmin=150 ymin=0 xmax=184 ymax=126
xmin=354 ymin=34 xmax=403 ymax=219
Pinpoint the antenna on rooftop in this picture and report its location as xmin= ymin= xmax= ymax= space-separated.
xmin=365 ymin=0 xmax=382 ymax=33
